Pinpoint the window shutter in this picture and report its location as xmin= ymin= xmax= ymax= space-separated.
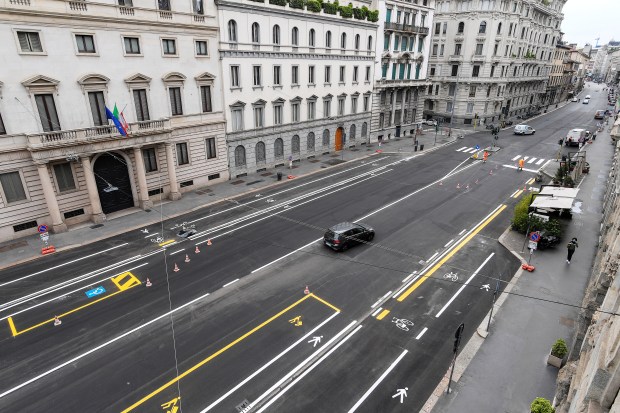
xmin=29 ymin=33 xmax=42 ymax=52
xmin=17 ymin=32 xmax=30 ymax=51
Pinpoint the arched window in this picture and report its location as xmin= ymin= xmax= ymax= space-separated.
xmin=228 ymin=20 xmax=238 ymax=42
xmin=274 ymin=138 xmax=284 ymax=160
xmin=497 ymin=22 xmax=502 ymax=35
xmin=309 ymin=29 xmax=316 ymax=47
xmin=361 ymin=122 xmax=367 ymax=138
xmin=292 ymin=27 xmax=299 ymax=46
xmin=367 ymin=35 xmax=373 ymax=50
xmin=255 ymin=141 xmax=266 ymax=164
xmin=354 ymin=34 xmax=360 ymax=50
xmin=273 ymin=25 xmax=281 ymax=44
xmin=251 ymin=23 xmax=260 ymax=44
xmin=479 ymin=21 xmax=487 ymax=34
xmin=322 ymin=129 xmax=330 ymax=147
xmin=349 ymin=124 xmax=356 ymax=141
xmin=340 ymin=33 xmax=347 ymax=49
xmin=325 ymin=31 xmax=332 ymax=48
xmin=292 ymin=135 xmax=300 ymax=154
xmin=457 ymin=22 xmax=464 ymax=34
xmin=307 ymin=132 xmax=315 ymax=151
xmin=234 ymin=145 xmax=246 ymax=167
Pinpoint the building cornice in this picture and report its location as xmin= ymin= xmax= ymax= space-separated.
xmin=219 ymin=49 xmax=375 ymax=61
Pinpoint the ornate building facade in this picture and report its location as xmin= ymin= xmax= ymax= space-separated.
xmin=216 ymin=0 xmax=377 ymax=177
xmin=0 ymin=0 xmax=227 ymax=241
xmin=424 ymin=0 xmax=565 ymax=125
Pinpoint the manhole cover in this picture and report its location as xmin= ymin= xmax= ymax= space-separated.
xmin=90 ymin=224 xmax=104 ymax=229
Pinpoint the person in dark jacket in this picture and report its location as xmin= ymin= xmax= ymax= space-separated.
xmin=566 ymin=237 xmax=578 ymax=264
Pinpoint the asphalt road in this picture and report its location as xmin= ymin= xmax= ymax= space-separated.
xmin=0 ymin=83 xmax=608 ymax=412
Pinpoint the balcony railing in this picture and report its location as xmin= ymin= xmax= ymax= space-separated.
xmin=384 ymin=22 xmax=429 ymax=35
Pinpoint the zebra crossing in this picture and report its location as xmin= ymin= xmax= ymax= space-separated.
xmin=454 ymin=147 xmax=550 ymax=165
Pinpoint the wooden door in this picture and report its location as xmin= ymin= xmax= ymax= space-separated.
xmin=335 ymin=127 xmax=343 ymax=151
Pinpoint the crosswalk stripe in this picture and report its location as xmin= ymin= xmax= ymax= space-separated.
xmin=456 ymin=147 xmax=467 ymax=152
xmin=527 ymin=158 xmax=536 ymax=163
xmin=511 ymin=155 xmax=521 ymax=161
xmin=536 ymin=159 xmax=545 ymax=165
xmin=466 ymin=148 xmax=477 ymax=153
xmin=523 ymin=156 xmax=530 ymax=161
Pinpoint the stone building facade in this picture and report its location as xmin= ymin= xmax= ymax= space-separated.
xmin=370 ymin=0 xmax=433 ymax=141
xmin=424 ymin=0 xmax=565 ymax=125
xmin=546 ymin=43 xmax=574 ymax=104
xmin=216 ymin=0 xmax=377 ymax=178
xmin=0 ymin=0 xmax=227 ymax=241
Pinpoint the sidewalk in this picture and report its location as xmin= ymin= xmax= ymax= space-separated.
xmin=0 ymin=132 xmax=458 ymax=270
xmin=426 ymin=108 xmax=612 ymax=411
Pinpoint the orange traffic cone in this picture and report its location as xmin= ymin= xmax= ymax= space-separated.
xmin=195 ymin=246 xmax=200 ymax=254
xmin=185 ymin=254 xmax=191 ymax=263
xmin=207 ymin=239 xmax=212 ymax=246
xmin=173 ymin=263 xmax=180 ymax=272
xmin=54 ymin=316 xmax=62 ymax=326
xmin=145 ymin=278 xmax=152 ymax=287
xmin=304 ymin=285 xmax=310 ymax=295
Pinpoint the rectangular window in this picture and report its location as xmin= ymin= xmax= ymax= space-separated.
xmin=469 ymin=85 xmax=476 ymax=97
xmin=176 ymin=142 xmax=189 ymax=165
xmin=440 ymin=44 xmax=444 ymax=56
xmin=254 ymin=107 xmax=264 ymax=128
xmin=231 ymin=108 xmax=244 ymax=131
xmin=231 ymin=66 xmax=240 ymax=87
xmin=365 ymin=66 xmax=371 ymax=81
xmin=76 ymin=34 xmax=96 ymax=53
xmin=475 ymin=43 xmax=483 ymax=55
xmin=53 ymin=163 xmax=76 ymax=192
xmin=273 ymin=65 xmax=281 ymax=85
xmin=200 ymin=86 xmax=212 ymax=113
xmin=253 ymin=66 xmax=262 ymax=86
xmin=391 ymin=63 xmax=397 ymax=80
xmin=206 ymin=137 xmax=217 ymax=159
xmin=466 ymin=102 xmax=474 ymax=113
xmin=195 ymin=40 xmax=208 ymax=56
xmin=17 ymin=31 xmax=43 ymax=53
xmin=34 ymin=94 xmax=61 ymax=132
xmin=169 ymin=87 xmax=183 ymax=115
xmin=88 ymin=91 xmax=106 ymax=126
xmin=352 ymin=66 xmax=358 ymax=82
xmin=308 ymin=66 xmax=315 ymax=84
xmin=394 ymin=35 xmax=400 ymax=51
xmin=142 ymin=148 xmax=158 ymax=172
xmin=472 ymin=65 xmax=480 ymax=77
xmin=443 ymin=22 xmax=447 ymax=34
xmin=292 ymin=65 xmax=299 ymax=85
xmin=401 ymin=37 xmax=408 ymax=51
xmin=0 ymin=113 xmax=5 ymax=135
xmin=325 ymin=66 xmax=331 ymax=83
xmin=323 ymin=100 xmax=331 ymax=118
xmin=274 ymin=105 xmax=283 ymax=125
xmin=133 ymin=89 xmax=150 ymax=121
xmin=292 ymin=103 xmax=300 ymax=122
xmin=490 ymin=65 xmax=495 ymax=77
xmin=351 ymin=97 xmax=358 ymax=114
xmin=308 ymin=101 xmax=316 ymax=120
xmin=448 ymin=84 xmax=456 ymax=96
xmin=432 ymin=44 xmax=438 ymax=56
xmin=338 ymin=98 xmax=345 ymax=116
xmin=0 ymin=172 xmax=27 ymax=203
xmin=434 ymin=22 xmax=441 ymax=35
xmin=339 ymin=66 xmax=345 ymax=82
xmin=454 ymin=43 xmax=462 ymax=55
xmin=363 ymin=95 xmax=369 ymax=111
xmin=451 ymin=65 xmax=459 ymax=76
xmin=447 ymin=101 xmax=453 ymax=112
xmin=430 ymin=66 xmax=436 ymax=76
xmin=382 ymin=63 xmax=388 ymax=78
xmin=383 ymin=34 xmax=390 ymax=51
xmin=123 ymin=36 xmax=141 ymax=54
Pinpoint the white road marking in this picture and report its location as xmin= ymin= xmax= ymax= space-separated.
xmin=435 ymin=252 xmax=495 ymax=318
xmin=540 ymin=159 xmax=552 ymax=170
xmin=370 ymin=291 xmax=393 ymax=309
xmin=503 ymin=164 xmax=539 ymax=173
xmin=0 ymin=263 xmax=149 ymax=322
xmin=199 ymin=312 xmax=340 ymax=412
xmin=401 ymin=271 xmax=416 ymax=283
xmin=254 ymin=324 xmax=362 ymax=413
xmin=523 ymin=156 xmax=530 ymax=161
xmin=415 ymin=327 xmax=428 ymax=340
xmin=536 ymin=158 xmax=545 ymax=165
xmin=371 ymin=307 xmax=383 ymax=317
xmin=347 ymin=349 xmax=409 ymax=412
xmin=169 ymin=249 xmax=185 ymax=255
xmin=510 ymin=190 xmax=519 ymax=197
xmin=0 ymin=290 xmax=211 ymax=400
xmin=222 ymin=279 xmax=239 ymax=288
xmin=527 ymin=157 xmax=536 ymax=164
xmin=458 ymin=229 xmax=467 ymax=235
xmin=0 ymin=243 xmax=129 ymax=288
xmin=465 ymin=148 xmax=477 ymax=153
xmin=428 ymin=252 xmax=439 ymax=261
xmin=511 ymin=155 xmax=521 ymax=161
xmin=144 ymin=232 xmax=158 ymax=238
xmin=444 ymin=239 xmax=455 ymax=248
xmin=455 ymin=147 xmax=467 ymax=152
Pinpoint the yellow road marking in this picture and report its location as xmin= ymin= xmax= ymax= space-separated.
xmin=527 ymin=178 xmax=535 ymax=185
xmin=111 ymin=271 xmax=141 ymax=291
xmin=397 ymin=205 xmax=507 ymax=302
xmin=288 ymin=316 xmax=303 ymax=327
xmin=159 ymin=240 xmax=175 ymax=247
xmin=8 ymin=271 xmax=142 ymax=337
xmin=512 ymin=190 xmax=524 ymax=198
xmin=121 ymin=293 xmax=339 ymax=412
xmin=376 ymin=309 xmax=390 ymax=320
xmin=311 ymin=294 xmax=342 ymax=312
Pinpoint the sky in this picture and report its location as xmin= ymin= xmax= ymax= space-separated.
xmin=561 ymin=0 xmax=619 ymax=48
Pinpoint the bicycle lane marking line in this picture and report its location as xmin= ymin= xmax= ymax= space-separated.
xmin=396 ymin=205 xmax=506 ymax=302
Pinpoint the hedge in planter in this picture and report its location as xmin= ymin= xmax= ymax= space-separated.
xmin=306 ymin=0 xmax=321 ymax=11
xmin=367 ymin=9 xmax=379 ymax=21
xmin=269 ymin=0 xmax=287 ymax=6
xmin=323 ymin=1 xmax=338 ymax=14
xmin=352 ymin=6 xmax=367 ymax=19
xmin=551 ymin=339 xmax=568 ymax=358
xmin=510 ymin=193 xmax=562 ymax=239
xmin=289 ymin=0 xmax=305 ymax=8
xmin=339 ymin=3 xmax=353 ymax=17
xmin=530 ymin=397 xmax=555 ymax=413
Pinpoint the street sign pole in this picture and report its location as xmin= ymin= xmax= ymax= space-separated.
xmin=447 ymin=323 xmax=465 ymax=394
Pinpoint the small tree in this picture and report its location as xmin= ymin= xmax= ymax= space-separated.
xmin=367 ymin=9 xmax=379 ymax=21
xmin=530 ymin=397 xmax=555 ymax=413
xmin=551 ymin=339 xmax=568 ymax=358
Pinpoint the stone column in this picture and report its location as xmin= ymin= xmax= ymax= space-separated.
xmin=35 ymin=162 xmax=67 ymax=233
xmin=132 ymin=147 xmax=153 ymax=209
xmin=164 ymin=143 xmax=181 ymax=200
xmin=80 ymin=155 xmax=105 ymax=224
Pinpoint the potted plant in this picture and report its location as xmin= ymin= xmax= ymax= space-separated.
xmin=530 ymin=397 xmax=555 ymax=413
xmin=547 ymin=339 xmax=567 ymax=367
xmin=306 ymin=0 xmax=321 ymax=11
xmin=367 ymin=9 xmax=379 ymax=22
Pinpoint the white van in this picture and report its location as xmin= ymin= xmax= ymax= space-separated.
xmin=565 ymin=128 xmax=586 ymax=146
xmin=514 ymin=124 xmax=535 ymax=135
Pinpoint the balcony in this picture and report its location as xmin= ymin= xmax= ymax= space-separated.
xmin=376 ymin=78 xmax=428 ymax=88
xmin=448 ymin=55 xmax=463 ymax=62
xmin=27 ymin=119 xmax=171 ymax=152
xmin=384 ymin=22 xmax=429 ymax=35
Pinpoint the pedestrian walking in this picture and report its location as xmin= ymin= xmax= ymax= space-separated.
xmin=566 ymin=237 xmax=578 ymax=264
xmin=518 ymin=158 xmax=524 ymax=171
xmin=483 ymin=150 xmax=489 ymax=163
xmin=288 ymin=155 xmax=293 ymax=169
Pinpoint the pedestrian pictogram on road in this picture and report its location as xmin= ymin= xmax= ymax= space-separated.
xmin=161 ymin=397 xmax=180 ymax=413
xmin=308 ymin=336 xmax=323 ymax=347
xmin=392 ymin=387 xmax=408 ymax=403
xmin=289 ymin=316 xmax=302 ymax=327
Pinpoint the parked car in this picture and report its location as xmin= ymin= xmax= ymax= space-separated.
xmin=565 ymin=128 xmax=586 ymax=146
xmin=571 ymin=97 xmax=578 ymax=102
xmin=585 ymin=95 xmax=591 ymax=99
xmin=504 ymin=120 xmax=514 ymax=126
xmin=595 ymin=110 xmax=606 ymax=119
xmin=583 ymin=98 xmax=590 ymax=104
xmin=514 ymin=124 xmax=535 ymax=135
xmin=323 ymin=222 xmax=375 ymax=251
xmin=424 ymin=119 xmax=438 ymax=126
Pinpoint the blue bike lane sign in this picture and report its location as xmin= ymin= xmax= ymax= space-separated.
xmin=85 ymin=286 xmax=106 ymax=298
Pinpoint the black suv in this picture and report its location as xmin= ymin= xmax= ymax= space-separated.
xmin=323 ymin=222 xmax=375 ymax=251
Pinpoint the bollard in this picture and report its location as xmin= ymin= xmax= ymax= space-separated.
xmin=277 ymin=172 xmax=283 ymax=181
xmin=414 ymin=145 xmax=418 ymax=152
xmin=420 ymin=144 xmax=424 ymax=151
